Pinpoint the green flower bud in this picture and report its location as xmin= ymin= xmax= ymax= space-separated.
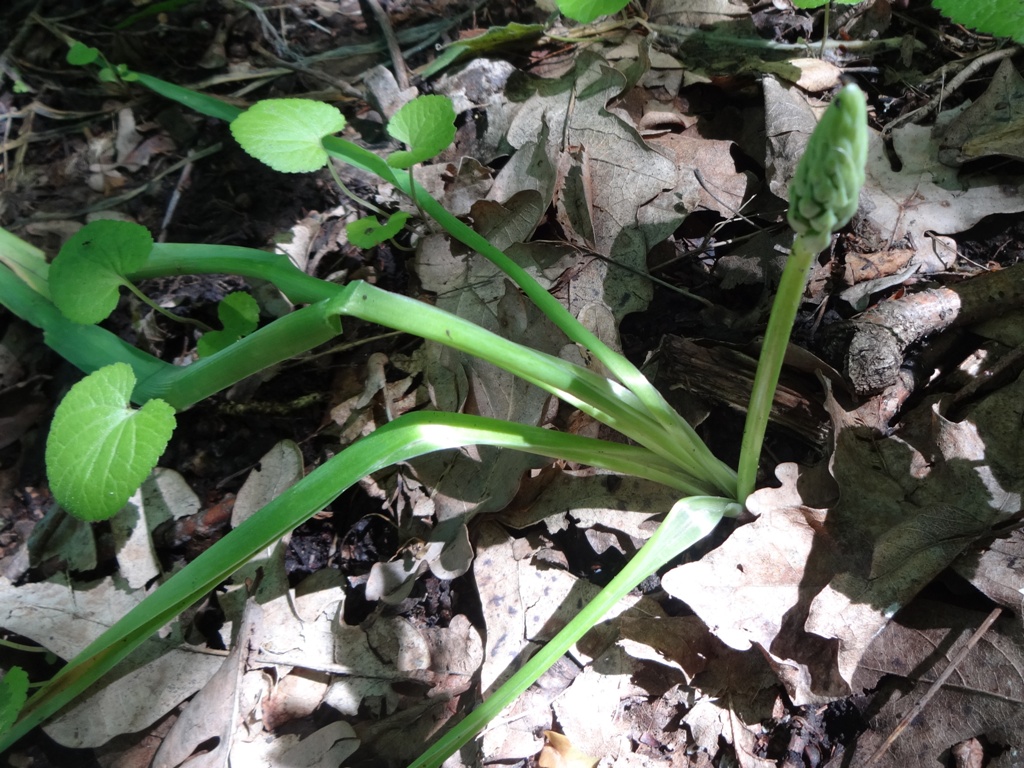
xmin=787 ymin=83 xmax=868 ymax=242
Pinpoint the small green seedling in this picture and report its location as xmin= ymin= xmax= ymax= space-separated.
xmin=66 ymin=41 xmax=138 ymax=83
xmin=230 ymin=98 xmax=346 ymax=173
xmin=0 ymin=57 xmax=867 ymax=768
xmin=49 ymin=219 xmax=153 ymax=325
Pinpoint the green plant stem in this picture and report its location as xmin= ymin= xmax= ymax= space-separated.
xmin=2 ymin=238 xmax=713 ymax=494
xmin=408 ymin=495 xmax=738 ymax=768
xmin=134 ymin=245 xmax=719 ymax=491
xmin=735 ymin=232 xmax=819 ymax=503
xmin=0 ymin=414 xmax=715 ymax=754
xmin=325 ymin=161 xmax=389 ymax=217
xmin=368 ymin=155 xmax=737 ymax=498
xmin=131 ymin=71 xmax=737 ymax=498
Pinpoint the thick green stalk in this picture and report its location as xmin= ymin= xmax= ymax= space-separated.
xmin=333 ymin=283 xmax=716 ymax=491
xmin=408 ymin=495 xmax=739 ymax=768
xmin=736 ymin=83 xmax=867 ymax=503
xmin=127 ymin=236 xmax=711 ymax=483
xmin=0 ymin=414 xmax=707 ymax=754
xmin=735 ymin=233 xmax=820 ymax=502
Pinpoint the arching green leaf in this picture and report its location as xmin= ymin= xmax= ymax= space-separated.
xmin=231 ymin=99 xmax=346 ymax=173
xmin=386 ymin=95 xmax=456 ymax=169
xmin=46 ymin=363 xmax=176 ymax=522
xmin=50 ymin=220 xmax=153 ymax=324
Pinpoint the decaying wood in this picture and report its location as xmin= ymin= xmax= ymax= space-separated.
xmin=822 ymin=262 xmax=1024 ymax=395
xmin=657 ymin=335 xmax=830 ymax=448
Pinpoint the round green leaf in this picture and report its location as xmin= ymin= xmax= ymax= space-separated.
xmin=386 ymin=95 xmax=456 ymax=169
xmin=50 ymin=220 xmax=154 ymax=324
xmin=231 ymin=99 xmax=346 ymax=173
xmin=197 ymin=291 xmax=260 ymax=357
xmin=46 ymin=363 xmax=176 ymax=522
xmin=346 ymin=211 xmax=412 ymax=248
xmin=556 ymin=0 xmax=629 ymax=23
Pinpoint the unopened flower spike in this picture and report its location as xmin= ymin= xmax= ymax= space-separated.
xmin=787 ymin=83 xmax=869 ymax=252
xmin=737 ymin=83 xmax=869 ymax=502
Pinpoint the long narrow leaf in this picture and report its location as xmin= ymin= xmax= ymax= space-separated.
xmin=0 ymin=413 xmax=696 ymax=752
xmin=408 ymin=495 xmax=738 ymax=768
xmin=127 ymin=71 xmax=736 ymax=497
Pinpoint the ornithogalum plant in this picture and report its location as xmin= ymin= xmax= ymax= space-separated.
xmin=0 ymin=59 xmax=867 ymax=767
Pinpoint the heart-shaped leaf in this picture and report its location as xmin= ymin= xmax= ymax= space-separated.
xmin=346 ymin=211 xmax=411 ymax=248
xmin=231 ymin=99 xmax=346 ymax=173
xmin=50 ymin=220 xmax=153 ymax=324
xmin=386 ymin=95 xmax=456 ymax=169
xmin=197 ymin=291 xmax=260 ymax=357
xmin=46 ymin=363 xmax=176 ymax=522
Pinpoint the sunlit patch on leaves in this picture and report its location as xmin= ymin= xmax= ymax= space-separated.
xmin=231 ymin=99 xmax=347 ymax=173
xmin=197 ymin=292 xmax=260 ymax=357
xmin=346 ymin=211 xmax=411 ymax=248
xmin=555 ymin=0 xmax=629 ymax=23
xmin=50 ymin=220 xmax=153 ymax=324
xmin=386 ymin=95 xmax=457 ymax=169
xmin=46 ymin=363 xmax=176 ymax=522
xmin=0 ymin=667 xmax=29 ymax=735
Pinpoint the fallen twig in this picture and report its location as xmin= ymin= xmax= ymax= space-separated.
xmin=822 ymin=262 xmax=1024 ymax=395
xmin=862 ymin=607 xmax=1003 ymax=767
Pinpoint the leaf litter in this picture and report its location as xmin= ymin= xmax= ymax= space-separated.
xmin=4 ymin=0 xmax=1024 ymax=765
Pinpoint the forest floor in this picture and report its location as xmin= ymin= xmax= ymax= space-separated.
xmin=2 ymin=0 xmax=1024 ymax=766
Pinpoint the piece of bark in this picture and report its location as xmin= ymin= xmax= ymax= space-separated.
xmin=657 ymin=335 xmax=830 ymax=448
xmin=821 ymin=262 xmax=1024 ymax=395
